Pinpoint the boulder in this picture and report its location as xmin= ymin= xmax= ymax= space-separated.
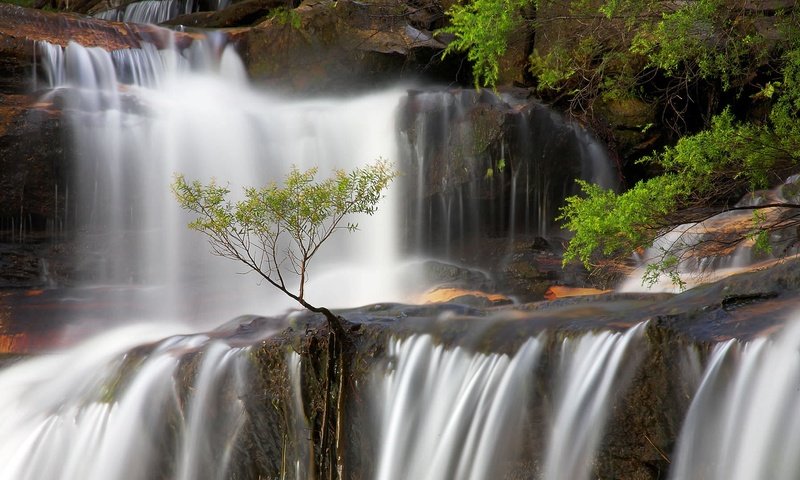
xmin=243 ymin=0 xmax=448 ymax=90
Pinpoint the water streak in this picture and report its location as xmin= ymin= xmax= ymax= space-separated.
xmin=542 ymin=323 xmax=646 ymax=480
xmin=373 ymin=335 xmax=543 ymax=480
xmin=373 ymin=323 xmax=644 ymax=480
xmin=0 ymin=324 xmax=251 ymax=480
xmin=670 ymin=319 xmax=800 ymax=480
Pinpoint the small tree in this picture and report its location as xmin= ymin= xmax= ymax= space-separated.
xmin=171 ymin=160 xmax=395 ymax=330
xmin=173 ymin=160 xmax=394 ymax=478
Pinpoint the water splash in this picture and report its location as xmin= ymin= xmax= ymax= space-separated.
xmin=670 ymin=319 xmax=800 ymax=480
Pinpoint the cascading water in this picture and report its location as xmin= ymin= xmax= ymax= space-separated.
xmin=372 ymin=323 xmax=644 ymax=480
xmin=373 ymin=335 xmax=543 ymax=480
xmin=619 ymin=174 xmax=800 ymax=292
xmin=38 ymin=35 xmax=406 ymax=324
xmin=94 ymin=0 xmax=228 ymax=24
xmin=0 ymin=323 xmax=253 ymax=480
xmin=3 ymin=24 xmax=646 ymax=480
xmin=542 ymin=323 xmax=645 ymax=480
xmin=670 ymin=319 xmax=800 ymax=480
xmin=398 ymin=90 xmax=615 ymax=259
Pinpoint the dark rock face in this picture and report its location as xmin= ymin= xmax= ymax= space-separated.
xmin=0 ymin=96 xmax=64 ymax=224
xmin=162 ymin=0 xmax=287 ymax=28
xmin=243 ymin=0 xmax=454 ymax=91
xmin=396 ymin=89 xmax=614 ymax=271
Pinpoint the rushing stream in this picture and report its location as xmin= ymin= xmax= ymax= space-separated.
xmin=2 ymin=21 xmax=796 ymax=480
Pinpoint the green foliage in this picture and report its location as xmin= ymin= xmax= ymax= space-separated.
xmin=529 ymin=45 xmax=577 ymax=90
xmin=558 ymin=175 xmax=687 ymax=267
xmin=630 ymin=0 xmax=766 ymax=89
xmin=269 ymin=6 xmax=301 ymax=29
xmin=0 ymin=0 xmax=36 ymax=6
xmin=172 ymin=161 xmax=394 ymax=308
xmin=642 ymin=254 xmax=685 ymax=290
xmin=439 ymin=0 xmax=529 ymax=87
xmin=560 ymin=44 xmax=800 ymax=284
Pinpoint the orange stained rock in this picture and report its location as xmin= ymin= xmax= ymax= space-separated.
xmin=544 ymin=285 xmax=611 ymax=300
xmin=418 ymin=287 xmax=510 ymax=305
xmin=0 ymin=333 xmax=28 ymax=353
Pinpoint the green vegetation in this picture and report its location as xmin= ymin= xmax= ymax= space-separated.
xmin=443 ymin=0 xmax=800 ymax=284
xmin=269 ymin=6 xmax=301 ymax=29
xmin=172 ymin=160 xmax=394 ymax=317
xmin=440 ymin=0 xmax=529 ymax=87
xmin=560 ymin=45 xmax=800 ymax=278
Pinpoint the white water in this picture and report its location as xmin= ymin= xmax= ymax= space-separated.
xmin=373 ymin=323 xmax=644 ymax=480
xmin=0 ymin=324 xmax=251 ymax=480
xmin=95 ymin=0 xmax=228 ymax=24
xmin=373 ymin=335 xmax=543 ymax=480
xmin=619 ymin=175 xmax=800 ymax=293
xmin=39 ymin=37 xmax=406 ymax=324
xmin=542 ymin=323 xmax=645 ymax=480
xmin=670 ymin=319 xmax=800 ymax=480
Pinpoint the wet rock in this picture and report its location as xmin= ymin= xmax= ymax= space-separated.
xmin=243 ymin=0 xmax=448 ymax=90
xmin=417 ymin=286 xmax=513 ymax=307
xmin=0 ymin=3 xmax=202 ymax=94
xmin=0 ymin=95 xmax=65 ymax=226
xmin=162 ymin=0 xmax=285 ymax=28
xmin=594 ymin=96 xmax=660 ymax=160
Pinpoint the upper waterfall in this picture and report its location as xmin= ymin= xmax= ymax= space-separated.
xmin=37 ymin=35 xmax=406 ymax=323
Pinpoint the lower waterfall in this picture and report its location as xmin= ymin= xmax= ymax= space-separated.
xmin=670 ymin=320 xmax=800 ymax=480
xmin=0 ymin=324 xmax=253 ymax=480
xmin=371 ymin=323 xmax=645 ymax=480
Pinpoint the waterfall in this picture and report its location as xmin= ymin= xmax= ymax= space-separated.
xmin=542 ymin=323 xmax=646 ymax=480
xmin=38 ymin=35 xmax=405 ymax=323
xmin=670 ymin=320 xmax=800 ymax=480
xmin=619 ymin=174 xmax=800 ymax=293
xmin=373 ymin=335 xmax=543 ymax=480
xmin=12 ymin=28 xmax=642 ymax=480
xmin=372 ymin=323 xmax=644 ymax=480
xmin=0 ymin=324 xmax=252 ymax=480
xmin=94 ymin=0 xmax=229 ymax=25
xmin=398 ymin=90 xmax=615 ymax=259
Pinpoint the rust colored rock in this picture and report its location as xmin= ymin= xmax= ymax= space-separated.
xmin=0 ymin=3 xmax=205 ymax=94
xmin=417 ymin=287 xmax=512 ymax=307
xmin=544 ymin=285 xmax=611 ymax=300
